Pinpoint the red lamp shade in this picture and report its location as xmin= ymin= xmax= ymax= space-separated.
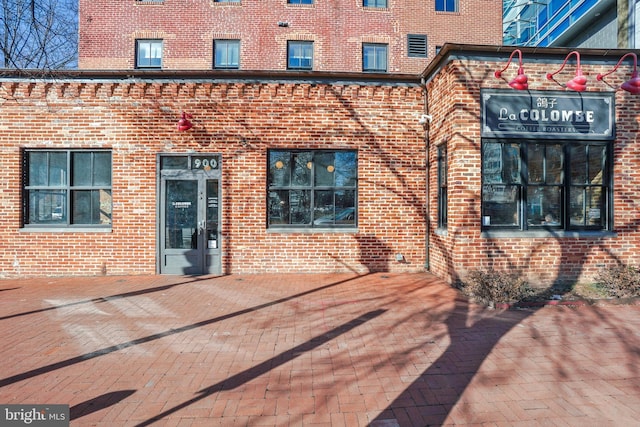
xmin=495 ymin=49 xmax=529 ymax=91
xmin=597 ymin=53 xmax=640 ymax=95
xmin=177 ymin=112 xmax=193 ymax=131
xmin=546 ymin=51 xmax=587 ymax=92
xmin=620 ymin=72 xmax=640 ymax=94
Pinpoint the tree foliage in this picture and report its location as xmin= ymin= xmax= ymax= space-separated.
xmin=1 ymin=0 xmax=78 ymax=70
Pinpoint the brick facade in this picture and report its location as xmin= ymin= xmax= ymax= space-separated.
xmin=424 ymin=46 xmax=640 ymax=288
xmin=78 ymin=0 xmax=502 ymax=74
xmin=0 ymin=72 xmax=426 ymax=278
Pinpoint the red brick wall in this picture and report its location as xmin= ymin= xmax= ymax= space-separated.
xmin=426 ymin=54 xmax=640 ymax=288
xmin=0 ymin=77 xmax=426 ymax=278
xmin=78 ymin=0 xmax=502 ymax=74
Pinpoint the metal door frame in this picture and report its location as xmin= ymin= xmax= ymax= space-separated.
xmin=157 ymin=153 xmax=222 ymax=275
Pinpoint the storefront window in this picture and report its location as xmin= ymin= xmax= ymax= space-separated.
xmin=481 ymin=141 xmax=609 ymax=231
xmin=268 ymin=150 xmax=357 ymax=228
xmin=24 ymin=150 xmax=112 ymax=227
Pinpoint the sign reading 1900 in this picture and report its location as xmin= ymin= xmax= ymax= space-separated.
xmin=481 ymin=89 xmax=614 ymax=140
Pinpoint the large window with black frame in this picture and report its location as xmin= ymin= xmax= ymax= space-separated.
xmin=268 ymin=150 xmax=357 ymax=228
xmin=23 ymin=149 xmax=112 ymax=227
xmin=481 ymin=140 xmax=611 ymax=231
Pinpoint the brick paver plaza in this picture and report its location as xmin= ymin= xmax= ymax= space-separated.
xmin=1 ymin=272 xmax=639 ymax=426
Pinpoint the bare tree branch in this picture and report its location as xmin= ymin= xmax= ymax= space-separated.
xmin=0 ymin=0 xmax=77 ymax=70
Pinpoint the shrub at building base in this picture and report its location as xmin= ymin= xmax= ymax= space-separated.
xmin=595 ymin=264 xmax=640 ymax=298
xmin=461 ymin=269 xmax=532 ymax=307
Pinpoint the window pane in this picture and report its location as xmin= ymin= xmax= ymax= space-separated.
xmin=161 ymin=156 xmax=189 ymax=170
xmin=99 ymin=190 xmax=113 ymax=225
xmin=547 ymin=145 xmax=563 ymax=184
xmin=334 ymin=151 xmax=357 ymax=186
xmin=94 ymin=152 xmax=112 ymax=186
xmin=73 ymin=152 xmax=92 ymax=186
xmin=28 ymin=152 xmax=48 ymax=186
xmin=503 ymin=144 xmax=521 ymax=183
xmin=269 ymin=152 xmax=291 ymax=187
xmin=268 ymin=190 xmax=290 ymax=225
xmin=314 ymin=152 xmax=335 ymax=186
xmin=527 ymin=186 xmax=561 ymax=226
xmin=483 ymin=142 xmax=520 ymax=184
xmin=528 ymin=144 xmax=544 ymax=184
xmin=289 ymin=190 xmax=311 ymax=224
xmin=482 ymin=142 xmax=503 ymax=184
xmin=292 ymin=152 xmax=312 ymax=186
xmin=588 ymin=145 xmax=605 ymax=184
xmin=570 ymin=145 xmax=587 ymax=184
xmin=313 ymin=191 xmax=355 ymax=225
xmin=482 ymin=185 xmax=519 ymax=226
xmin=28 ymin=190 xmax=66 ymax=224
xmin=49 ymin=152 xmax=67 ymax=186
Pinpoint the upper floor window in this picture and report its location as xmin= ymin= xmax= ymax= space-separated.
xmin=136 ymin=39 xmax=162 ymax=68
xmin=23 ymin=150 xmax=112 ymax=227
xmin=363 ymin=43 xmax=387 ymax=72
xmin=268 ymin=150 xmax=357 ymax=228
xmin=288 ymin=0 xmax=313 ymax=3
xmin=214 ymin=0 xmax=240 ymax=2
xmin=287 ymin=41 xmax=313 ymax=70
xmin=435 ymin=0 xmax=457 ymax=12
xmin=364 ymin=0 xmax=387 ymax=7
xmin=481 ymin=141 xmax=611 ymax=231
xmin=214 ymin=40 xmax=240 ymax=69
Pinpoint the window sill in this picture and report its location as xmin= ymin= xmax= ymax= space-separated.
xmin=267 ymin=227 xmax=358 ymax=234
xmin=481 ymin=229 xmax=617 ymax=239
xmin=21 ymin=227 xmax=112 ymax=233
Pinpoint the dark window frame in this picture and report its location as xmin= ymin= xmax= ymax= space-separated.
xmin=364 ymin=0 xmax=387 ymax=7
xmin=288 ymin=0 xmax=313 ymax=3
xmin=481 ymin=139 xmax=612 ymax=232
xmin=287 ymin=40 xmax=314 ymax=70
xmin=267 ymin=149 xmax=358 ymax=229
xmin=362 ymin=43 xmax=388 ymax=72
xmin=213 ymin=39 xmax=240 ymax=69
xmin=438 ymin=144 xmax=448 ymax=229
xmin=22 ymin=149 xmax=113 ymax=228
xmin=435 ymin=0 xmax=458 ymax=12
xmin=135 ymin=39 xmax=163 ymax=69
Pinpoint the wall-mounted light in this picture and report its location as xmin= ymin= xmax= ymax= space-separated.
xmin=596 ymin=52 xmax=640 ymax=94
xmin=494 ymin=49 xmax=529 ymax=90
xmin=177 ymin=112 xmax=193 ymax=132
xmin=546 ymin=51 xmax=587 ymax=92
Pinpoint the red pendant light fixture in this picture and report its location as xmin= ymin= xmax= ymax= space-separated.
xmin=546 ymin=51 xmax=587 ymax=92
xmin=596 ymin=52 xmax=640 ymax=95
xmin=494 ymin=49 xmax=529 ymax=90
xmin=177 ymin=112 xmax=193 ymax=132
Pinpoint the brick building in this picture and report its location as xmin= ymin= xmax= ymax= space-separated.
xmin=0 ymin=70 xmax=426 ymax=277
xmin=1 ymin=44 xmax=639 ymax=288
xmin=423 ymin=45 xmax=640 ymax=287
xmin=78 ymin=0 xmax=503 ymax=74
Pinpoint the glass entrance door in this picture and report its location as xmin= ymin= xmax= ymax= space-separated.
xmin=159 ymin=156 xmax=221 ymax=275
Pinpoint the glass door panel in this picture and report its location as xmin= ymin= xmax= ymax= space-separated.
xmin=165 ymin=180 xmax=198 ymax=250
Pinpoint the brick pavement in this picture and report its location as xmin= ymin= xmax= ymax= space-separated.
xmin=0 ymin=272 xmax=639 ymax=426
